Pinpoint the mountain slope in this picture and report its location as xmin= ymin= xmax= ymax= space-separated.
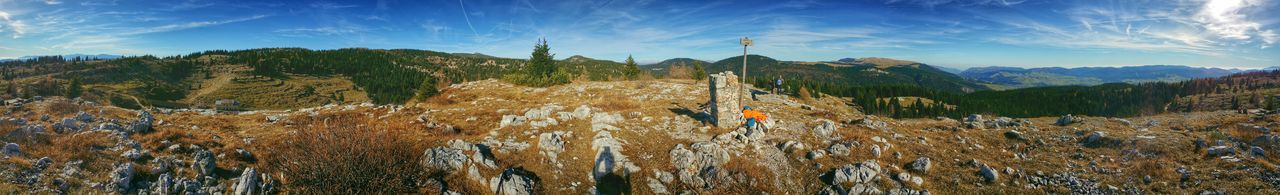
xmin=962 ymin=65 xmax=1240 ymax=88
xmin=643 ymin=58 xmax=712 ymax=73
xmin=693 ymin=55 xmax=988 ymax=93
xmin=0 ymin=48 xmax=638 ymax=110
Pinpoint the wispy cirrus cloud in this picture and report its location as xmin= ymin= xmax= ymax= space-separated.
xmin=884 ymin=0 xmax=1026 ymax=8
xmin=311 ymin=2 xmax=359 ymax=9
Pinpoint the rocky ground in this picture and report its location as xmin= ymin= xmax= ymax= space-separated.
xmin=2 ymin=79 xmax=1280 ymax=194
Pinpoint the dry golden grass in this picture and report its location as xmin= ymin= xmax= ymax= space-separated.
xmin=44 ymin=99 xmax=81 ymax=115
xmin=257 ymin=114 xmax=427 ymax=194
xmin=592 ymin=99 xmax=641 ymax=112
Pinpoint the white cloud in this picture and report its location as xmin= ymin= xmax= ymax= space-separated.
xmin=123 ymin=15 xmax=268 ymax=36
xmin=1195 ymin=0 xmax=1264 ymax=40
xmin=44 ymin=0 xmax=61 ymax=5
xmin=0 ymin=11 xmax=27 ymax=38
xmin=885 ymin=0 xmax=1026 ymax=8
xmin=310 ymin=2 xmax=358 ymax=9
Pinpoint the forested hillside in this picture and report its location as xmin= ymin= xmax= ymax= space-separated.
xmin=764 ymin=70 xmax=1280 ymax=119
xmin=0 ymin=47 xmax=638 ymax=109
xmin=649 ymin=55 xmax=989 ymax=94
xmin=961 ymin=65 xmax=1241 ymax=88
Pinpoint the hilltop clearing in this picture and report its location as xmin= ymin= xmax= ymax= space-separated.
xmin=2 ymin=78 xmax=1279 ymax=194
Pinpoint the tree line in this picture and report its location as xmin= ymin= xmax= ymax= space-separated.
xmin=753 ymin=70 xmax=1280 ymax=119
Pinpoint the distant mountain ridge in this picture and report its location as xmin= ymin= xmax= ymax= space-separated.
xmin=1 ymin=54 xmax=123 ymax=62
xmin=961 ymin=65 xmax=1242 ymax=88
xmin=647 ymin=56 xmax=989 ymax=93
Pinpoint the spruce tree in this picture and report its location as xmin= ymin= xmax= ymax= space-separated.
xmin=67 ymin=76 xmax=83 ymax=98
xmin=529 ymin=39 xmax=556 ymax=78
xmin=625 ymin=55 xmax=639 ymax=80
xmin=692 ymin=61 xmax=706 ymax=81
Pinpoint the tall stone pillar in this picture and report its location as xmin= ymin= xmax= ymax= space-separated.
xmin=708 ymin=71 xmax=742 ymax=128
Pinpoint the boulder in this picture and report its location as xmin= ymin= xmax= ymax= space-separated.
xmin=825 ymin=160 xmax=883 ymax=194
xmin=964 ymin=114 xmax=984 ymax=129
xmin=490 ymin=168 xmax=537 ymax=195
xmin=121 ymin=148 xmax=143 ymax=160
xmin=979 ymin=164 xmax=999 ymax=183
xmin=1207 ymin=146 xmax=1236 ymax=157
xmin=807 ymin=150 xmax=827 ymax=160
xmin=964 ymin=114 xmax=983 ymax=123
xmin=234 ymin=168 xmax=261 ymax=195
xmin=828 ymin=144 xmax=851 ymax=156
xmin=76 ymin=111 xmax=93 ymax=122
xmin=670 ymin=142 xmax=730 ymax=188
xmin=421 ymin=146 xmax=468 ymax=173
xmin=1056 ymin=114 xmax=1076 ymax=126
xmin=778 ymin=141 xmax=806 ymax=153
xmin=1004 ymin=130 xmax=1026 ymax=141
xmin=538 ymin=131 xmax=569 ymax=161
xmin=192 ymin=150 xmax=217 ymax=177
xmin=1081 ymin=131 xmax=1107 ymax=146
xmin=10 ymin=124 xmax=47 ymax=139
xmin=4 ymin=143 xmax=19 ymax=156
xmin=1251 ymin=146 xmax=1266 ymax=157
xmin=109 ymin=163 xmax=135 ymax=193
xmin=499 ymin=115 xmax=526 ymax=128
xmin=152 ymin=173 xmax=177 ymax=194
xmin=128 ymin=111 xmax=155 ymax=133
xmin=870 ymin=145 xmax=882 ymax=158
xmin=150 ymin=156 xmax=177 ymax=174
xmin=908 ymin=157 xmax=931 ymax=172
xmin=812 ymin=119 xmax=837 ymax=140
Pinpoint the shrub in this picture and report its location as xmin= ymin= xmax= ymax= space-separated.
xmin=260 ymin=116 xmax=425 ymax=193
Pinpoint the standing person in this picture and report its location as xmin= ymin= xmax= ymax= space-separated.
xmin=773 ymin=76 xmax=784 ymax=94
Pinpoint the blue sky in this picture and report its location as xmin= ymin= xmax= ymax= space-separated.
xmin=0 ymin=0 xmax=1277 ymax=69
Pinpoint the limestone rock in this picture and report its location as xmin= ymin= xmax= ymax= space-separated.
xmin=152 ymin=173 xmax=177 ymax=194
xmin=591 ymin=112 xmax=624 ymax=131
xmin=979 ymin=164 xmax=999 ymax=183
xmin=538 ymin=131 xmax=570 ymax=162
xmin=871 ymin=145 xmax=882 ymax=158
xmin=421 ymin=146 xmax=468 ymax=173
xmin=670 ymin=142 xmax=730 ymax=188
xmin=76 ymin=111 xmax=93 ymax=122
xmin=908 ymin=157 xmax=931 ymax=172
xmin=109 ymin=163 xmax=135 ymax=193
xmin=4 ymin=143 xmax=19 ymax=156
xmin=490 ymin=168 xmax=537 ymax=195
xmin=234 ymin=168 xmax=261 ymax=195
xmin=1207 ymin=146 xmax=1236 ymax=157
xmin=812 ymin=119 xmax=838 ymax=141
xmin=193 ymin=150 xmax=217 ymax=177
xmin=1081 ymin=131 xmax=1107 ymax=146
xmin=1056 ymin=114 xmax=1076 ymax=126
xmin=828 ymin=143 xmax=851 ymax=156
xmin=1004 ymin=130 xmax=1026 ymax=141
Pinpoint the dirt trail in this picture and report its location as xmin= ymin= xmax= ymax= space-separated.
xmin=182 ymin=71 xmax=234 ymax=103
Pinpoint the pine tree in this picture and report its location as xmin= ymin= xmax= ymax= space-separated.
xmin=66 ymin=76 xmax=83 ymax=98
xmin=416 ymin=76 xmax=438 ymax=100
xmin=624 ymin=55 xmax=640 ymax=80
xmin=529 ymin=39 xmax=556 ymax=78
xmin=692 ymin=61 xmax=706 ymax=81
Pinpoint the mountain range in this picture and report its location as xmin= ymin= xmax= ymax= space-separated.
xmin=0 ymin=54 xmax=123 ymax=62
xmin=959 ymin=65 xmax=1243 ymax=88
xmin=646 ymin=56 xmax=988 ymax=93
